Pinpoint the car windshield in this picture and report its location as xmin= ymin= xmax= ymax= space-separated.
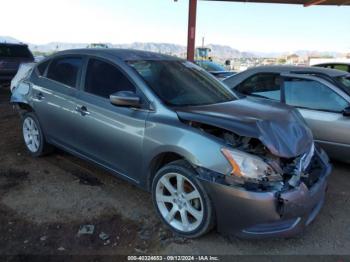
xmin=196 ymin=61 xmax=226 ymax=72
xmin=335 ymin=75 xmax=350 ymax=95
xmin=0 ymin=45 xmax=33 ymax=58
xmin=128 ymin=60 xmax=236 ymax=106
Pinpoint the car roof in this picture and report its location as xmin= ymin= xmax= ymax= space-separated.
xmin=0 ymin=42 xmax=29 ymax=47
xmin=238 ymin=65 xmax=347 ymax=77
xmin=223 ymin=65 xmax=350 ymax=88
xmin=314 ymin=62 xmax=350 ymax=66
xmin=195 ymin=60 xmax=215 ymax=63
xmin=54 ymin=48 xmax=182 ymax=61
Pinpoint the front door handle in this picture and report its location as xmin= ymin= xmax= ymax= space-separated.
xmin=75 ymin=105 xmax=90 ymax=116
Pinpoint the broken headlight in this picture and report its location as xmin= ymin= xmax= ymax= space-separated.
xmin=221 ymin=148 xmax=283 ymax=185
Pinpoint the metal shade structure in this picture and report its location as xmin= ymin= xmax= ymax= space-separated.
xmin=186 ymin=0 xmax=350 ymax=61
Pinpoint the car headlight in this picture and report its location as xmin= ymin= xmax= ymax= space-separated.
xmin=221 ymin=148 xmax=282 ymax=184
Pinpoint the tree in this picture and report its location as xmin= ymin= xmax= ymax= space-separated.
xmin=277 ymin=58 xmax=286 ymax=64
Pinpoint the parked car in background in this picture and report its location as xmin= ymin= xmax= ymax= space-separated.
xmin=34 ymin=55 xmax=46 ymax=62
xmin=87 ymin=43 xmax=109 ymax=49
xmin=313 ymin=62 xmax=350 ymax=73
xmin=195 ymin=60 xmax=236 ymax=80
xmin=0 ymin=43 xmax=34 ymax=86
xmin=11 ymin=49 xmax=331 ymax=238
xmin=224 ymin=66 xmax=350 ymax=163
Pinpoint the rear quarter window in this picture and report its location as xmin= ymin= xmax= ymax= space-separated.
xmin=236 ymin=73 xmax=281 ymax=101
xmin=36 ymin=60 xmax=50 ymax=76
xmin=46 ymin=57 xmax=83 ymax=88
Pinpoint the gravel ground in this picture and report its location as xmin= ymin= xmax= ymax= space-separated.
xmin=0 ymin=86 xmax=349 ymax=257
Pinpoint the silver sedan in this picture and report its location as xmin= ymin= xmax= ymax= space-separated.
xmin=224 ymin=66 xmax=350 ymax=163
xmin=10 ymin=50 xmax=331 ymax=238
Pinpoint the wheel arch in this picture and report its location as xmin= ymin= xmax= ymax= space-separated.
xmin=150 ymin=153 xmax=216 ymax=238
xmin=11 ymin=101 xmax=35 ymax=118
xmin=15 ymin=102 xmax=34 ymax=113
xmin=146 ymin=151 xmax=196 ymax=191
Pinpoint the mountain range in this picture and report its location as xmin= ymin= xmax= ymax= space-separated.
xmin=0 ymin=36 xmax=346 ymax=59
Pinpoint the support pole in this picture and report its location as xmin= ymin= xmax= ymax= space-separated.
xmin=187 ymin=0 xmax=197 ymax=61
xmin=303 ymin=0 xmax=327 ymax=7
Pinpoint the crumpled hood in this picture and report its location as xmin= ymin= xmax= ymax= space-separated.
xmin=175 ymin=97 xmax=314 ymax=158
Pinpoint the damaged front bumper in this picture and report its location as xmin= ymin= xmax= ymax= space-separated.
xmin=199 ymin=149 xmax=332 ymax=238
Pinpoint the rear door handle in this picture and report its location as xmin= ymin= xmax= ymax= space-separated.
xmin=36 ymin=92 xmax=44 ymax=100
xmin=75 ymin=105 xmax=90 ymax=116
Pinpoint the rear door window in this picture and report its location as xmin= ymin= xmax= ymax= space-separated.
xmin=84 ymin=58 xmax=136 ymax=98
xmin=236 ymin=73 xmax=281 ymax=101
xmin=284 ymin=78 xmax=348 ymax=112
xmin=46 ymin=57 xmax=82 ymax=88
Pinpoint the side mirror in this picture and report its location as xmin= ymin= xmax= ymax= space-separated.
xmin=343 ymin=106 xmax=350 ymax=117
xmin=225 ymin=60 xmax=231 ymax=66
xmin=110 ymin=91 xmax=141 ymax=108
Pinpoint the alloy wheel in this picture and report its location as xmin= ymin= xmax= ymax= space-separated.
xmin=23 ymin=117 xmax=40 ymax=153
xmin=155 ymin=172 xmax=204 ymax=233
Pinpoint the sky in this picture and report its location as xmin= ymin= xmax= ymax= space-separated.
xmin=0 ymin=0 xmax=349 ymax=53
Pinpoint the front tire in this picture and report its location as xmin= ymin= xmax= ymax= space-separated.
xmin=22 ymin=112 xmax=52 ymax=157
xmin=152 ymin=160 xmax=215 ymax=238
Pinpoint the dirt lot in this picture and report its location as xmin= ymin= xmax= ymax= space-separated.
xmin=0 ymin=86 xmax=350 ymax=258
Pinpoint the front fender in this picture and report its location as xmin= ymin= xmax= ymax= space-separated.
xmin=141 ymin=113 xmax=231 ymax=187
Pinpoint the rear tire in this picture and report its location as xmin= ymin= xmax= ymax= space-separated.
xmin=152 ymin=160 xmax=215 ymax=238
xmin=22 ymin=112 xmax=52 ymax=157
